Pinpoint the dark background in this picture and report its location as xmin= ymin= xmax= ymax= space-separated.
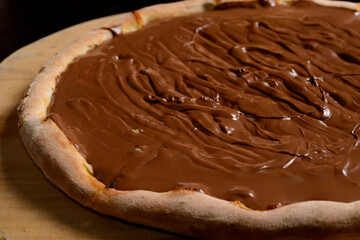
xmin=0 ymin=0 xmax=177 ymax=61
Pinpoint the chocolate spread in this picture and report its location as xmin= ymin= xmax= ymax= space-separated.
xmin=49 ymin=1 xmax=360 ymax=210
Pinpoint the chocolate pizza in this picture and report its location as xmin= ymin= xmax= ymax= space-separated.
xmin=18 ymin=0 xmax=360 ymax=238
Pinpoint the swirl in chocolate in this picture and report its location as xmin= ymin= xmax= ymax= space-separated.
xmin=49 ymin=1 xmax=360 ymax=210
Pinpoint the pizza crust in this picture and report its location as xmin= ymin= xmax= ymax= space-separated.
xmin=18 ymin=0 xmax=360 ymax=238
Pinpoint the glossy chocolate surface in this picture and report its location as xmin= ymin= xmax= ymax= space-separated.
xmin=49 ymin=1 xmax=360 ymax=210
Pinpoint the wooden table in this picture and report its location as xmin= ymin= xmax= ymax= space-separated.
xmin=0 ymin=15 xmax=187 ymax=240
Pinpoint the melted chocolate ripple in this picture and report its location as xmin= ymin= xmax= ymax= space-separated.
xmin=49 ymin=1 xmax=360 ymax=210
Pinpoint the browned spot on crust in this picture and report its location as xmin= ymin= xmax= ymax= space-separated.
xmin=231 ymin=201 xmax=249 ymax=209
xmin=132 ymin=11 xmax=144 ymax=29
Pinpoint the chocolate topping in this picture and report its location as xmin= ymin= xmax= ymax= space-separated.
xmin=49 ymin=1 xmax=360 ymax=210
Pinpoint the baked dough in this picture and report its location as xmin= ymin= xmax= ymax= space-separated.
xmin=18 ymin=0 xmax=360 ymax=238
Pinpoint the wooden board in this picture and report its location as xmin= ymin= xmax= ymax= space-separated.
xmin=0 ymin=14 xmax=187 ymax=240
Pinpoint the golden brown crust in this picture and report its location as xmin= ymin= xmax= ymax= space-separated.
xmin=18 ymin=0 xmax=360 ymax=239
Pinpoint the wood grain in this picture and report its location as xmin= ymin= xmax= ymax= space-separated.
xmin=0 ymin=14 xmax=187 ymax=240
